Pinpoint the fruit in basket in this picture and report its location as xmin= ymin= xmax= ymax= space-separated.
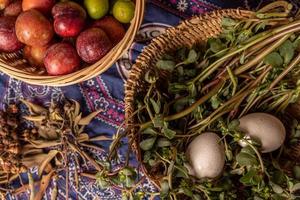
xmin=22 ymin=0 xmax=55 ymax=14
xmin=76 ymin=27 xmax=112 ymax=63
xmin=84 ymin=0 xmax=109 ymax=20
xmin=0 ymin=16 xmax=23 ymax=52
xmin=44 ymin=42 xmax=80 ymax=75
xmin=0 ymin=0 xmax=10 ymax=10
xmin=238 ymin=113 xmax=286 ymax=153
xmin=112 ymin=0 xmax=135 ymax=23
xmin=4 ymin=0 xmax=22 ymax=17
xmin=92 ymin=16 xmax=125 ymax=45
xmin=52 ymin=2 xmax=86 ymax=37
xmin=23 ymin=44 xmax=51 ymax=67
xmin=186 ymin=132 xmax=225 ymax=179
xmin=15 ymin=9 xmax=54 ymax=46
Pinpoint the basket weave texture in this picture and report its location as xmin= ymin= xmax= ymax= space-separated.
xmin=125 ymin=9 xmax=254 ymax=187
xmin=0 ymin=0 xmax=145 ymax=86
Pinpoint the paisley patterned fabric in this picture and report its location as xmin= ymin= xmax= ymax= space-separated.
xmin=2 ymin=0 xmax=300 ymax=199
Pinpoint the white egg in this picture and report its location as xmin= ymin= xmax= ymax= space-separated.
xmin=186 ymin=132 xmax=225 ymax=179
xmin=238 ymin=113 xmax=286 ymax=153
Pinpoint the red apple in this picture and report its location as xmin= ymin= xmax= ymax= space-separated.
xmin=92 ymin=16 xmax=126 ymax=45
xmin=76 ymin=28 xmax=112 ymax=64
xmin=23 ymin=44 xmax=51 ymax=67
xmin=52 ymin=1 xmax=86 ymax=37
xmin=22 ymin=0 xmax=55 ymax=14
xmin=44 ymin=42 xmax=80 ymax=75
xmin=0 ymin=16 xmax=23 ymax=52
xmin=15 ymin=9 xmax=54 ymax=46
xmin=4 ymin=0 xmax=22 ymax=17
xmin=0 ymin=0 xmax=10 ymax=10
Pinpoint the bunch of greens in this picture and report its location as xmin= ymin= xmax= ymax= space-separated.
xmin=103 ymin=1 xmax=300 ymax=199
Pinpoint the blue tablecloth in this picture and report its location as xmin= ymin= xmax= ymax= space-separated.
xmin=3 ymin=0 xmax=300 ymax=199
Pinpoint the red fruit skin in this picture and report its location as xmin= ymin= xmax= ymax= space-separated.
xmin=92 ymin=16 xmax=126 ymax=45
xmin=52 ymin=2 xmax=86 ymax=37
xmin=44 ymin=43 xmax=80 ymax=75
xmin=15 ymin=9 xmax=54 ymax=46
xmin=4 ymin=0 xmax=22 ymax=17
xmin=0 ymin=0 xmax=10 ymax=10
xmin=22 ymin=0 xmax=55 ymax=14
xmin=24 ymin=44 xmax=50 ymax=67
xmin=54 ymin=15 xmax=85 ymax=37
xmin=0 ymin=16 xmax=23 ymax=52
xmin=52 ymin=1 xmax=86 ymax=19
xmin=76 ymin=28 xmax=112 ymax=64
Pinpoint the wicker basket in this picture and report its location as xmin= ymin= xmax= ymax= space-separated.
xmin=0 ymin=0 xmax=145 ymax=86
xmin=125 ymin=9 xmax=255 ymax=188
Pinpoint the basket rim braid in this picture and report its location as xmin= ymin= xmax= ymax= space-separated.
xmin=124 ymin=9 xmax=254 ymax=188
xmin=0 ymin=0 xmax=145 ymax=87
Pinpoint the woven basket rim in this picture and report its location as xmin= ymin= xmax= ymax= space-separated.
xmin=0 ymin=0 xmax=145 ymax=86
xmin=124 ymin=8 xmax=255 ymax=187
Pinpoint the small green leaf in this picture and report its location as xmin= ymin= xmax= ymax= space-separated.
xmin=254 ymin=22 xmax=266 ymax=33
xmin=157 ymin=138 xmax=171 ymax=147
xmin=139 ymin=137 xmax=156 ymax=151
xmin=236 ymin=30 xmax=252 ymax=44
xmin=153 ymin=114 xmax=164 ymax=128
xmin=264 ymin=52 xmax=283 ymax=68
xmin=228 ymin=119 xmax=240 ymax=131
xmin=160 ymin=180 xmax=169 ymax=197
xmin=150 ymin=98 xmax=161 ymax=114
xmin=291 ymin=183 xmax=300 ymax=193
xmin=272 ymin=170 xmax=286 ymax=185
xmin=236 ymin=152 xmax=258 ymax=166
xmin=185 ymin=49 xmax=198 ymax=64
xmin=163 ymin=127 xmax=176 ymax=139
xmin=188 ymin=83 xmax=197 ymax=97
xmin=239 ymin=168 xmax=256 ymax=186
xmin=142 ymin=127 xmax=158 ymax=135
xmin=221 ymin=18 xmax=237 ymax=27
xmin=211 ymin=95 xmax=221 ymax=109
xmin=156 ymin=60 xmax=176 ymax=71
xmin=270 ymin=182 xmax=284 ymax=194
xmin=208 ymin=38 xmax=226 ymax=53
xmin=241 ymin=146 xmax=255 ymax=155
xmin=279 ymin=40 xmax=295 ymax=64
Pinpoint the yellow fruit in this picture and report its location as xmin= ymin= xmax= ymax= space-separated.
xmin=112 ymin=0 xmax=135 ymax=23
xmin=84 ymin=0 xmax=109 ymax=20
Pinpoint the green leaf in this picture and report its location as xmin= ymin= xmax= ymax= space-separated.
xmin=142 ymin=127 xmax=158 ymax=135
xmin=139 ymin=137 xmax=156 ymax=151
xmin=279 ymin=40 xmax=295 ymax=64
xmin=228 ymin=119 xmax=240 ymax=131
xmin=188 ymin=83 xmax=197 ymax=97
xmin=293 ymin=165 xmax=300 ymax=180
xmin=272 ymin=170 xmax=286 ymax=185
xmin=153 ymin=114 xmax=164 ymax=128
xmin=239 ymin=168 xmax=256 ymax=186
xmin=163 ymin=127 xmax=176 ymax=139
xmin=150 ymin=98 xmax=161 ymax=114
xmin=185 ymin=49 xmax=198 ymax=64
xmin=241 ymin=146 xmax=256 ymax=155
xmin=264 ymin=52 xmax=283 ymax=68
xmin=160 ymin=180 xmax=170 ymax=197
xmin=254 ymin=22 xmax=266 ymax=33
xmin=270 ymin=182 xmax=284 ymax=194
xmin=156 ymin=60 xmax=176 ymax=71
xmin=236 ymin=152 xmax=258 ymax=166
xmin=291 ymin=183 xmax=300 ymax=193
xmin=236 ymin=30 xmax=252 ymax=44
xmin=221 ymin=17 xmax=237 ymax=27
xmin=211 ymin=95 xmax=221 ymax=109
xmin=208 ymin=38 xmax=226 ymax=53
xmin=157 ymin=138 xmax=171 ymax=147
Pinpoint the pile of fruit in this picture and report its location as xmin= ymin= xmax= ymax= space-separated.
xmin=0 ymin=0 xmax=135 ymax=75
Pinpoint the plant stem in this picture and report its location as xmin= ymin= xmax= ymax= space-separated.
xmin=245 ymin=140 xmax=265 ymax=173
xmin=269 ymin=52 xmax=300 ymax=90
